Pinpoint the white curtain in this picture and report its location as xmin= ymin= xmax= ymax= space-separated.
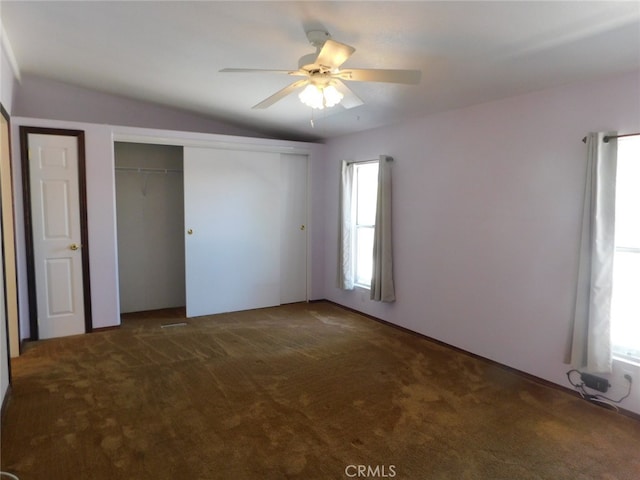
xmin=337 ymin=160 xmax=355 ymax=290
xmin=568 ymin=132 xmax=617 ymax=372
xmin=370 ymin=155 xmax=396 ymax=302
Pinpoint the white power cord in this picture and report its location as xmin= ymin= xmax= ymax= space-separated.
xmin=0 ymin=472 xmax=20 ymax=480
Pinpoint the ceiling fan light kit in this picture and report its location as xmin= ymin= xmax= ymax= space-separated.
xmin=220 ymin=30 xmax=421 ymax=111
xmin=299 ymin=81 xmax=344 ymax=110
xmin=298 ymin=83 xmax=341 ymax=110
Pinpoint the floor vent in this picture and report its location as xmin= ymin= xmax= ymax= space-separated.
xmin=161 ymin=322 xmax=188 ymax=329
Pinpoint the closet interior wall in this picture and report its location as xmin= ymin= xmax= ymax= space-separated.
xmin=114 ymin=142 xmax=185 ymax=313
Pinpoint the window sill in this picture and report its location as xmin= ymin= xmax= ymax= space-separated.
xmin=613 ymin=354 xmax=640 ymax=368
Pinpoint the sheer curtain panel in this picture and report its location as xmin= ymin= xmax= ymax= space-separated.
xmin=568 ymin=132 xmax=617 ymax=372
xmin=338 ymin=160 xmax=355 ymax=290
xmin=371 ymin=156 xmax=396 ymax=302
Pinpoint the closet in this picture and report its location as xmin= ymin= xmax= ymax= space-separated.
xmin=115 ymin=142 xmax=185 ymax=313
xmin=115 ymin=141 xmax=308 ymax=317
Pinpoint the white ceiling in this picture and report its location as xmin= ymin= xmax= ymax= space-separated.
xmin=2 ymin=1 xmax=639 ymax=141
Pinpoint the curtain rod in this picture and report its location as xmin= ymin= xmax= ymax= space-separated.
xmin=581 ymin=132 xmax=640 ymax=143
xmin=346 ymin=159 xmax=378 ymax=165
xmin=346 ymin=157 xmax=394 ymax=165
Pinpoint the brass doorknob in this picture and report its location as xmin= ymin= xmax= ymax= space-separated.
xmin=69 ymin=243 xmax=80 ymax=251
xmin=300 ymin=225 xmax=305 ymax=231
xmin=187 ymin=229 xmax=193 ymax=235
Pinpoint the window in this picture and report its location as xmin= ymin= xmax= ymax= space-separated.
xmin=611 ymin=136 xmax=640 ymax=362
xmin=353 ymin=161 xmax=379 ymax=287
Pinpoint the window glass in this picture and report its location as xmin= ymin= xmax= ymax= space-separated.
xmin=614 ymin=140 xmax=640 ymax=247
xmin=355 ymin=227 xmax=375 ymax=286
xmin=354 ymin=162 xmax=379 ymax=287
xmin=356 ymin=163 xmax=378 ymax=226
xmin=611 ymin=136 xmax=640 ymax=361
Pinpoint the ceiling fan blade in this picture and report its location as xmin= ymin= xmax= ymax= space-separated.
xmin=220 ymin=68 xmax=307 ymax=77
xmin=315 ymin=39 xmax=355 ymax=70
xmin=333 ymin=80 xmax=364 ymax=109
xmin=336 ymin=68 xmax=421 ymax=84
xmin=252 ymin=79 xmax=309 ymax=109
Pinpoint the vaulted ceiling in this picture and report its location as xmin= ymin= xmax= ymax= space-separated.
xmin=2 ymin=1 xmax=639 ymax=141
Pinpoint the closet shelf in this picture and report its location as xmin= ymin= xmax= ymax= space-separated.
xmin=115 ymin=167 xmax=182 ymax=174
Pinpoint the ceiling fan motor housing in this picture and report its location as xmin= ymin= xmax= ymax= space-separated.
xmin=306 ymin=30 xmax=331 ymax=48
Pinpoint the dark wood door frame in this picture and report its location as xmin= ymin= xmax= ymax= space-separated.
xmin=20 ymin=126 xmax=93 ymax=340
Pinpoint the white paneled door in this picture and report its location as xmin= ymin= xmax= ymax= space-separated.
xmin=26 ymin=131 xmax=88 ymax=339
xmin=184 ymin=147 xmax=283 ymax=317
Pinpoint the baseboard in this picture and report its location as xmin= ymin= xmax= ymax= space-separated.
xmin=19 ymin=338 xmax=31 ymax=355
xmin=324 ymin=300 xmax=640 ymax=422
xmin=91 ymin=325 xmax=121 ymax=333
xmin=1 ymin=384 xmax=12 ymax=423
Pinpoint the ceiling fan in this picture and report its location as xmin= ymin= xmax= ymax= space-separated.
xmin=220 ymin=30 xmax=421 ymax=110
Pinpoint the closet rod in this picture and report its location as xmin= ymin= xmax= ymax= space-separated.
xmin=115 ymin=166 xmax=182 ymax=174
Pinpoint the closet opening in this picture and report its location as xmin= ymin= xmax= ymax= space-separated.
xmin=114 ymin=142 xmax=185 ymax=314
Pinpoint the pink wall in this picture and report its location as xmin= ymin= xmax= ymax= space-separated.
xmin=1 ymin=40 xmax=17 ymax=111
xmin=321 ymin=71 xmax=640 ymax=415
xmin=13 ymin=75 xmax=271 ymax=139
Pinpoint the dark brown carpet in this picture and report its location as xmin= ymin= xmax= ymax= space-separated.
xmin=1 ymin=302 xmax=639 ymax=479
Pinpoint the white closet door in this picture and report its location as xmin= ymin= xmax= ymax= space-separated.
xmin=280 ymin=154 xmax=308 ymax=304
xmin=184 ymin=147 xmax=281 ymax=317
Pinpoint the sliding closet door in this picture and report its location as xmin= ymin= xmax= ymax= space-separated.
xmin=280 ymin=153 xmax=308 ymax=304
xmin=184 ymin=147 xmax=281 ymax=317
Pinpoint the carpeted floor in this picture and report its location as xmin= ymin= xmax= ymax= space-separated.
xmin=1 ymin=302 xmax=639 ymax=480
